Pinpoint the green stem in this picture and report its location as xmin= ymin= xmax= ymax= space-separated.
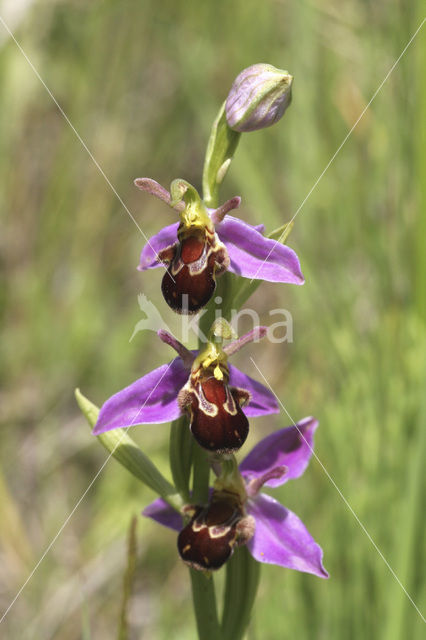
xmin=190 ymin=569 xmax=221 ymax=639
xmin=202 ymin=101 xmax=241 ymax=208
xmin=186 ymin=287 xmax=221 ymax=637
xmin=192 ymin=443 xmax=211 ymax=504
xmin=187 ymin=268 xmax=232 ymax=638
xmin=186 ymin=91 xmax=263 ymax=640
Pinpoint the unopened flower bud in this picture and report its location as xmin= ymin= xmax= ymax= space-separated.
xmin=226 ymin=63 xmax=293 ymax=132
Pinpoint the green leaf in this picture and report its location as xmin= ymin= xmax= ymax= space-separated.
xmin=202 ymin=102 xmax=241 ymax=208
xmin=75 ymin=389 xmax=183 ymax=511
xmin=189 ymin=569 xmax=221 ymax=639
xmin=221 ymin=546 xmax=261 ymax=640
xmin=229 ymin=275 xmax=262 ymax=312
xmin=169 ymin=415 xmax=193 ymax=501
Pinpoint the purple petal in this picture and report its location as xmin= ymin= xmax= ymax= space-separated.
xmin=247 ymin=493 xmax=328 ymax=578
xmin=228 ymin=364 xmax=279 ymax=417
xmin=138 ymin=222 xmax=179 ymax=271
xmin=240 ymin=417 xmax=318 ymax=487
xmin=92 ymin=358 xmax=188 ymax=435
xmin=216 ymin=215 xmax=304 ymax=284
xmin=143 ymin=497 xmax=183 ymax=531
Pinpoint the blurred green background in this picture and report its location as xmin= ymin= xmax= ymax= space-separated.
xmin=0 ymin=0 xmax=425 ymax=638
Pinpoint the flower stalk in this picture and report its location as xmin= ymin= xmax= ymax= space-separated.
xmin=202 ymin=101 xmax=241 ymax=208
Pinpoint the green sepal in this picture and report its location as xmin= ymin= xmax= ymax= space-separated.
xmin=268 ymin=219 xmax=294 ymax=242
xmin=202 ymin=101 xmax=241 ymax=208
xmin=221 ymin=546 xmax=261 ymax=640
xmin=227 ymin=274 xmax=261 ymax=313
xmin=169 ymin=415 xmax=193 ymax=501
xmin=75 ymin=389 xmax=183 ymax=511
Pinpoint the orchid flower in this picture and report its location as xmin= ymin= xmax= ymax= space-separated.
xmin=135 ymin=178 xmax=304 ymax=314
xmin=93 ymin=322 xmax=279 ymax=454
xmin=143 ymin=417 xmax=328 ymax=578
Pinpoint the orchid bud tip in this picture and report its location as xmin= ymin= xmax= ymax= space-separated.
xmin=226 ymin=63 xmax=293 ymax=133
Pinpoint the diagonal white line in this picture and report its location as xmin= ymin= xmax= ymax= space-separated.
xmin=250 ymin=356 xmax=426 ymax=624
xmin=250 ymin=17 xmax=426 ymax=283
xmin=0 ymin=13 xmax=172 ymax=276
xmin=0 ymin=362 xmax=173 ymax=625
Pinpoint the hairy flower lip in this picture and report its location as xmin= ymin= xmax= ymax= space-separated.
xmin=159 ymin=227 xmax=229 ymax=315
xmin=143 ymin=418 xmax=328 ymax=578
xmin=178 ymin=375 xmax=250 ymax=454
xmin=177 ymin=493 xmax=252 ymax=571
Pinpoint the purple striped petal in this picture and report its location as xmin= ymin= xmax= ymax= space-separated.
xmin=247 ymin=493 xmax=328 ymax=577
xmin=143 ymin=497 xmax=182 ymax=531
xmin=228 ymin=365 xmax=279 ymax=417
xmin=92 ymin=358 xmax=188 ymax=435
xmin=216 ymin=215 xmax=304 ymax=283
xmin=138 ymin=222 xmax=179 ymax=271
xmin=239 ymin=417 xmax=318 ymax=487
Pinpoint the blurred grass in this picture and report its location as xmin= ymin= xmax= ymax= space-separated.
xmin=0 ymin=0 xmax=425 ymax=638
